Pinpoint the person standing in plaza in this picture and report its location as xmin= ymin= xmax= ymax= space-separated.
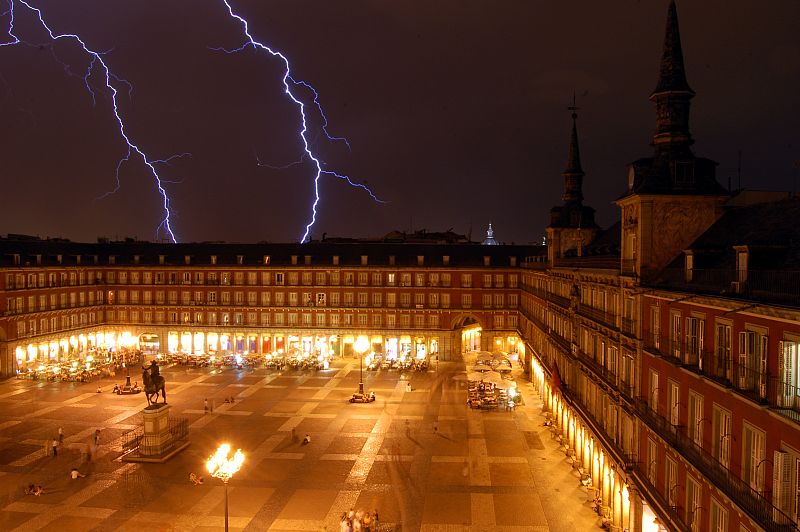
xmin=58 ymin=426 xmax=63 ymax=444
xmin=94 ymin=429 xmax=101 ymax=446
xmin=51 ymin=438 xmax=58 ymax=457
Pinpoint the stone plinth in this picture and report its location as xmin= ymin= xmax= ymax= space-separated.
xmin=140 ymin=403 xmax=172 ymax=457
xmin=122 ymin=402 xmax=189 ymax=463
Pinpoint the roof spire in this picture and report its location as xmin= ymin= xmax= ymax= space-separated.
xmin=652 ymin=0 xmax=694 ymax=96
xmin=562 ymin=93 xmax=584 ymax=203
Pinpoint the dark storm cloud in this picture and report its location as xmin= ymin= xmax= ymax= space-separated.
xmin=1 ymin=0 xmax=798 ymax=244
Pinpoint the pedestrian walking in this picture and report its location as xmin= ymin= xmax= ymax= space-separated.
xmin=58 ymin=426 xmax=64 ymax=444
xmin=51 ymin=438 xmax=58 ymax=457
xmin=94 ymin=429 xmax=101 ymax=446
xmin=204 ymin=398 xmax=208 ymax=413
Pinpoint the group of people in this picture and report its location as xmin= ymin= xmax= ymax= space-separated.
xmin=340 ymin=508 xmax=379 ymax=532
xmin=24 ymin=484 xmax=44 ymax=496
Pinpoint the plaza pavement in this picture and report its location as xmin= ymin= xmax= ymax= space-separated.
xmin=0 ymin=358 xmax=602 ymax=531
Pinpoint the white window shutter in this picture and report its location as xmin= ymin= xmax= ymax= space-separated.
xmin=773 ymin=450 xmax=790 ymax=521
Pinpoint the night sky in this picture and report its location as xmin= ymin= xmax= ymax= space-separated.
xmin=1 ymin=1 xmax=798 ymax=245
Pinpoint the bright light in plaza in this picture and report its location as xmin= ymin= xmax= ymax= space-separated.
xmin=206 ymin=443 xmax=245 ymax=482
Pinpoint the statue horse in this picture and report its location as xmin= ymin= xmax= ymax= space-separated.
xmin=142 ymin=367 xmax=166 ymax=406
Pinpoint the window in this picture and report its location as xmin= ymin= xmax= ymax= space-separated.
xmin=712 ymin=404 xmax=732 ymax=468
xmin=668 ymin=380 xmax=680 ymax=426
xmin=742 ymin=422 xmax=766 ymax=492
xmin=686 ymin=475 xmax=701 ymax=531
xmin=778 ymin=339 xmax=800 ymax=408
xmin=650 ymin=305 xmax=661 ymax=348
xmin=316 ymin=293 xmax=326 ymax=306
xmin=415 ymin=273 xmax=424 ymax=287
xmin=372 ymin=293 xmax=382 ymax=307
xmin=687 ymin=391 xmax=704 ymax=446
xmin=275 ymin=273 xmax=284 ymax=285
xmin=330 ymin=292 xmax=340 ymax=307
xmin=665 ymin=458 xmax=678 ymax=507
xmin=686 ymin=316 xmax=705 ymax=366
xmin=316 ymin=272 xmax=326 ymax=285
xmin=386 ymin=293 xmax=396 ymax=308
xmin=714 ymin=321 xmax=732 ymax=381
xmin=302 ymin=313 xmax=312 ymax=325
xmin=429 ymin=273 xmax=439 ymax=286
xmin=670 ymin=311 xmax=682 ymax=359
xmin=289 ymin=292 xmax=298 ymax=307
xmin=414 ymin=314 xmax=424 ymax=328
xmin=647 ymin=438 xmax=658 ymax=484
xmin=649 ymin=370 xmax=660 ymax=413
xmin=428 ymin=315 xmax=438 ymax=328
xmin=288 ymin=272 xmax=298 ymax=285
xmin=372 ymin=314 xmax=381 ymax=327
xmin=442 ymin=273 xmax=451 ymax=287
xmin=358 ymin=293 xmax=368 ymax=307
xmin=483 ymin=274 xmax=492 ymax=287
xmin=461 ymin=274 xmax=472 ymax=288
xmin=372 ymin=272 xmax=381 ymax=286
xmin=494 ymin=274 xmax=504 ymax=288
xmin=462 ymin=293 xmax=472 ymax=308
xmin=739 ymin=329 xmax=768 ymax=397
xmin=357 ymin=314 xmax=367 ymax=326
xmin=400 ymin=293 xmax=410 ymax=308
xmin=482 ymin=294 xmax=491 ymax=309
xmin=344 ymin=292 xmax=354 ymax=306
xmin=330 ymin=314 xmax=339 ymax=326
xmin=400 ymin=273 xmax=411 ymax=287
xmin=302 ymin=272 xmax=312 ymax=285
xmin=387 ymin=273 xmax=396 ymax=286
xmin=316 ymin=314 xmax=326 ymax=327
xmin=493 ymin=315 xmax=504 ymax=329
xmin=710 ymin=497 xmax=728 ymax=532
xmin=441 ymin=294 xmax=450 ymax=308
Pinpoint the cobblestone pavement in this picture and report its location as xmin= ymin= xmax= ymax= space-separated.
xmin=0 ymin=359 xmax=602 ymax=531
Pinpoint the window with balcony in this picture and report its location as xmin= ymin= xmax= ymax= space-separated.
xmin=344 ymin=292 xmax=354 ymax=306
xmin=742 ymin=422 xmax=766 ymax=492
xmin=712 ymin=404 xmax=732 ymax=468
xmin=358 ymin=293 xmax=368 ymax=307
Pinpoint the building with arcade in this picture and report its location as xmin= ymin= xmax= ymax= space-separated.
xmin=1 ymin=2 xmax=799 ymax=531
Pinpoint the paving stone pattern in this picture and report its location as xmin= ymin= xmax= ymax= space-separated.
xmin=0 ymin=360 xmax=601 ymax=531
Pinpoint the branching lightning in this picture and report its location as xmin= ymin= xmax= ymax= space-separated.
xmin=1 ymin=0 xmax=182 ymax=243
xmin=217 ymin=0 xmax=384 ymax=243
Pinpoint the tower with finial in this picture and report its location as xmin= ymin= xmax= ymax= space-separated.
xmin=616 ymin=0 xmax=728 ymax=280
xmin=482 ymin=223 xmax=499 ymax=245
xmin=545 ymin=93 xmax=599 ymax=266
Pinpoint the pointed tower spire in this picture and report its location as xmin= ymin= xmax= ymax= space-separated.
xmin=562 ymin=95 xmax=584 ymax=203
xmin=650 ymin=0 xmax=695 ymax=152
xmin=653 ymin=0 xmax=694 ymax=95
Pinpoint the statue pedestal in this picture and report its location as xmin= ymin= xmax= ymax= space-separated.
xmin=140 ymin=404 xmax=173 ymax=457
xmin=122 ymin=403 xmax=189 ymax=463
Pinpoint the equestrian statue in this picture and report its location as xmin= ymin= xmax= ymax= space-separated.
xmin=142 ymin=359 xmax=166 ymax=406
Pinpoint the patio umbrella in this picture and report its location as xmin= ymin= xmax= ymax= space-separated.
xmin=482 ymin=371 xmax=503 ymax=384
xmin=467 ymin=372 xmax=487 ymax=381
xmin=471 ymin=365 xmax=492 ymax=373
xmin=494 ymin=379 xmax=516 ymax=390
xmin=476 ymin=353 xmax=493 ymax=362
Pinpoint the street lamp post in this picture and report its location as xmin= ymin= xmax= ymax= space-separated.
xmin=206 ymin=443 xmax=245 ymax=532
xmin=355 ymin=336 xmax=369 ymax=395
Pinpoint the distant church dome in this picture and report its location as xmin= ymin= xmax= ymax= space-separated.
xmin=482 ymin=223 xmax=499 ymax=245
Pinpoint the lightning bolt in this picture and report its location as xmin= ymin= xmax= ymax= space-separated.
xmin=1 ymin=0 xmax=182 ymax=243
xmin=217 ymin=0 xmax=384 ymax=243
